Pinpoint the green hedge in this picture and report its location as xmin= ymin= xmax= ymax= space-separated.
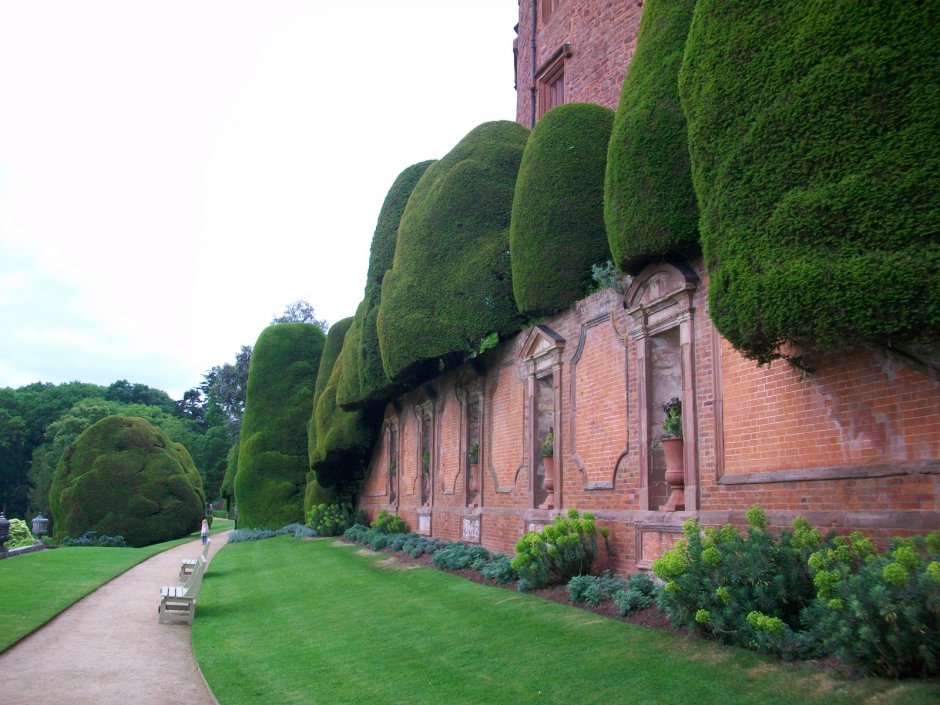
xmin=353 ymin=161 xmax=434 ymax=407
xmin=680 ymin=0 xmax=939 ymax=363
xmin=605 ymin=0 xmax=699 ymax=273
xmin=309 ymin=317 xmax=377 ymax=492
xmin=235 ymin=323 xmax=325 ymax=529
xmin=49 ymin=415 xmax=205 ymax=547
xmin=307 ymin=316 xmax=353 ymax=473
xmin=510 ymin=103 xmax=615 ymax=316
xmin=377 ymin=121 xmax=529 ymax=383
xmin=335 ymin=300 xmax=366 ymax=409
xmin=220 ymin=442 xmax=238 ymax=504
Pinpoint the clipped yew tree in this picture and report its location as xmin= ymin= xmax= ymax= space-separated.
xmin=345 ymin=161 xmax=435 ymax=408
xmin=220 ymin=443 xmax=238 ymax=513
xmin=681 ymin=1 xmax=939 ymax=363
xmin=605 ymin=0 xmax=699 ymax=272
xmin=510 ymin=103 xmax=614 ymax=316
xmin=309 ymin=317 xmax=377 ymax=493
xmin=377 ymin=121 xmax=529 ymax=382
xmin=49 ymin=415 xmax=205 ymax=547
xmin=335 ymin=300 xmax=366 ymax=409
xmin=235 ymin=323 xmax=325 ymax=528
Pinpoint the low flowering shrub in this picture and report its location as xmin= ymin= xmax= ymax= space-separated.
xmin=807 ymin=531 xmax=940 ymax=678
xmin=479 ymin=554 xmax=518 ymax=584
xmin=652 ymin=507 xmax=830 ymax=659
xmin=6 ymin=518 xmax=36 ymax=549
xmin=306 ymin=503 xmax=364 ymax=536
xmin=432 ymin=542 xmax=495 ymax=571
xmin=511 ymin=509 xmax=609 ymax=590
xmin=371 ymin=510 xmax=408 ymax=535
xmin=227 ymin=523 xmax=315 ymax=544
xmin=61 ymin=531 xmax=127 ymax=547
xmin=613 ymin=572 xmax=659 ymax=617
xmin=567 ymin=572 xmax=625 ymax=606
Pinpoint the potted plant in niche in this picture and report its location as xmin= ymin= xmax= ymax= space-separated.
xmin=659 ymin=397 xmax=685 ymax=511
xmin=539 ymin=429 xmax=555 ymax=509
xmin=467 ymin=442 xmax=481 ymax=507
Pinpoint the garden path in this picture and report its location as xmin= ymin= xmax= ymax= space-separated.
xmin=0 ymin=532 xmax=230 ymax=705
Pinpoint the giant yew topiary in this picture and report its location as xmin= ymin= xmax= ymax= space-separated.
xmin=49 ymin=415 xmax=205 ymax=547
xmin=510 ymin=103 xmax=615 ymax=316
xmin=605 ymin=0 xmax=699 ymax=273
xmin=377 ymin=121 xmax=529 ymax=383
xmin=680 ymin=0 xmax=939 ymax=364
xmin=342 ymin=161 xmax=435 ymax=409
xmin=309 ymin=317 xmax=378 ymax=492
xmin=235 ymin=323 xmax=325 ymax=529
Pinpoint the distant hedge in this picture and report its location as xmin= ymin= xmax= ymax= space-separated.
xmin=377 ymin=121 xmax=529 ymax=383
xmin=510 ymin=103 xmax=614 ymax=317
xmin=235 ymin=323 xmax=325 ymax=529
xmin=350 ymin=161 xmax=434 ymax=407
xmin=49 ymin=415 xmax=205 ymax=547
xmin=605 ymin=0 xmax=699 ymax=273
xmin=309 ymin=318 xmax=378 ymax=492
xmin=220 ymin=442 xmax=238 ymax=505
xmin=681 ymin=0 xmax=939 ymax=363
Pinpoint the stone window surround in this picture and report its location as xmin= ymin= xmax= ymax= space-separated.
xmin=624 ymin=263 xmax=700 ymax=511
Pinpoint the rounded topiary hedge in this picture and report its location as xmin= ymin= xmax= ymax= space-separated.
xmin=350 ymin=161 xmax=435 ymax=408
xmin=510 ymin=102 xmax=615 ymax=317
xmin=605 ymin=0 xmax=699 ymax=273
xmin=681 ymin=0 xmax=939 ymax=363
xmin=335 ymin=300 xmax=366 ymax=410
xmin=377 ymin=121 xmax=529 ymax=383
xmin=307 ymin=316 xmax=353 ymax=474
xmin=309 ymin=317 xmax=378 ymax=492
xmin=49 ymin=415 xmax=205 ymax=547
xmin=235 ymin=323 xmax=325 ymax=529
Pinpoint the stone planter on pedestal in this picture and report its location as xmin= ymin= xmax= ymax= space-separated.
xmin=659 ymin=438 xmax=685 ymax=511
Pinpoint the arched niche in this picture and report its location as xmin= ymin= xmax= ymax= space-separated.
xmin=624 ymin=263 xmax=699 ymax=511
xmin=519 ymin=324 xmax=565 ymax=510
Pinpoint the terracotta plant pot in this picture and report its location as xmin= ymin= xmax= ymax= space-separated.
xmin=659 ymin=437 xmax=685 ymax=511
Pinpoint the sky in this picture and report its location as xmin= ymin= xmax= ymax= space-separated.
xmin=0 ymin=0 xmax=519 ymax=399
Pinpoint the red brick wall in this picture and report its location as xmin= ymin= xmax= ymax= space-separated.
xmin=515 ymin=0 xmax=643 ymax=127
xmin=720 ymin=344 xmax=940 ymax=475
xmin=358 ymin=258 xmax=939 ymax=573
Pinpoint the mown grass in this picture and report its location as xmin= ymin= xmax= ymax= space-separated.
xmin=0 ymin=518 xmax=233 ymax=652
xmin=192 ymin=536 xmax=940 ymax=705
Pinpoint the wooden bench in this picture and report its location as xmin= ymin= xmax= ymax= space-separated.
xmin=179 ymin=539 xmax=210 ymax=580
xmin=159 ymin=555 xmax=207 ymax=625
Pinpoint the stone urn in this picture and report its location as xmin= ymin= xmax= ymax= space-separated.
xmin=659 ymin=437 xmax=685 ymax=511
xmin=468 ymin=463 xmax=480 ymax=508
xmin=539 ymin=455 xmax=555 ymax=510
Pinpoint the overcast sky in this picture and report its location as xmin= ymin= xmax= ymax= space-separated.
xmin=0 ymin=1 xmax=519 ymax=398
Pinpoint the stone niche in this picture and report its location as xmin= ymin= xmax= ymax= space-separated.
xmin=625 ymin=263 xmax=699 ymax=512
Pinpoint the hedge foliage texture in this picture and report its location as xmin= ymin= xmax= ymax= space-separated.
xmin=49 ymin=415 xmax=205 ymax=547
xmin=510 ymin=103 xmax=615 ymax=316
xmin=605 ymin=0 xmax=699 ymax=273
xmin=235 ymin=323 xmax=325 ymax=529
xmin=680 ymin=0 xmax=939 ymax=362
xmin=309 ymin=317 xmax=377 ymax=492
xmin=348 ymin=161 xmax=435 ymax=408
xmin=377 ymin=121 xmax=529 ymax=382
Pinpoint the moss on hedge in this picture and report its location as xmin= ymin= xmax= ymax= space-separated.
xmin=605 ymin=0 xmax=699 ymax=273
xmin=510 ymin=103 xmax=615 ymax=316
xmin=377 ymin=121 xmax=529 ymax=382
xmin=680 ymin=1 xmax=940 ymax=362
xmin=235 ymin=323 xmax=325 ymax=529
xmin=49 ymin=415 xmax=205 ymax=547
xmin=309 ymin=317 xmax=378 ymax=492
xmin=353 ymin=161 xmax=435 ymax=407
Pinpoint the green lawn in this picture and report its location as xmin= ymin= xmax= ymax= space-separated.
xmin=0 ymin=518 xmax=233 ymax=652
xmin=192 ymin=536 xmax=940 ymax=705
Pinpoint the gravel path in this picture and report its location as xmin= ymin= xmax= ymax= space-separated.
xmin=0 ymin=533 xmax=229 ymax=705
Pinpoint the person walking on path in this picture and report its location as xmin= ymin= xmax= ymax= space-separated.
xmin=200 ymin=518 xmax=209 ymax=545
